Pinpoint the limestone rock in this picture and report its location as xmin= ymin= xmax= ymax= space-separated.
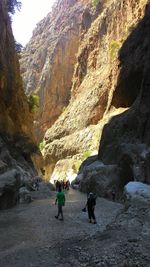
xmin=20 ymin=0 xmax=92 ymax=140
xmin=0 ymin=169 xmax=21 ymax=209
xmin=0 ymin=160 xmax=8 ymax=174
xmin=0 ymin=0 xmax=38 ymax=209
xmin=44 ymin=124 xmax=101 ymax=179
xmin=19 ymin=187 xmax=32 ymax=204
xmin=21 ymin=0 xmax=150 ymax=195
xmin=50 ymin=158 xmax=77 ymax=184
xmin=79 ymin=161 xmax=120 ymax=198
xmin=42 ymin=0 xmax=147 ymax=181
xmin=98 ymin=3 xmax=150 ymax=187
xmin=0 ymin=0 xmax=33 ymax=138
xmin=124 ymin=181 xmax=150 ymax=201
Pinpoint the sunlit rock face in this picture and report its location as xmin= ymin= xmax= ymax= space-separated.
xmin=20 ymin=0 xmax=92 ymax=141
xmin=0 ymin=0 xmax=37 ymax=209
xmin=42 ymin=0 xmax=147 ymax=180
xmin=20 ymin=0 xmax=150 ymax=188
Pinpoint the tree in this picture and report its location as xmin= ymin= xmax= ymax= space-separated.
xmin=15 ymin=41 xmax=23 ymax=53
xmin=7 ymin=0 xmax=22 ymax=14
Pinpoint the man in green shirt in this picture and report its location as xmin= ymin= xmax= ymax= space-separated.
xmin=55 ymin=186 xmax=65 ymax=221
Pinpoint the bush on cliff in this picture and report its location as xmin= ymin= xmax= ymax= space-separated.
xmin=109 ymin=40 xmax=121 ymax=59
xmin=92 ymin=0 xmax=99 ymax=9
xmin=28 ymin=94 xmax=39 ymax=113
xmin=7 ymin=0 xmax=21 ymax=14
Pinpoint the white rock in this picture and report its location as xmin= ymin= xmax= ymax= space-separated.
xmin=124 ymin=181 xmax=150 ymax=199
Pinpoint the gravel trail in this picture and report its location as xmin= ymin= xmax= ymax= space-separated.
xmin=0 ymin=186 xmax=149 ymax=267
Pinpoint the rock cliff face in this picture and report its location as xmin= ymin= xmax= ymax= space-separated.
xmin=0 ymin=1 xmax=33 ymax=137
xmin=0 ymin=0 xmax=38 ymax=209
xmin=43 ymin=0 xmax=148 ymax=181
xmin=21 ymin=0 xmax=150 ymax=191
xmin=20 ymin=0 xmax=92 ymax=140
xmin=99 ymin=1 xmax=150 ymax=187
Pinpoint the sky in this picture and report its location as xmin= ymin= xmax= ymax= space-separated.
xmin=12 ymin=0 xmax=56 ymax=46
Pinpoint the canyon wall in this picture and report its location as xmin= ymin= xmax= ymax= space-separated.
xmin=21 ymin=0 xmax=150 ymax=192
xmin=43 ymin=0 xmax=148 ymax=181
xmin=0 ymin=0 xmax=38 ymax=209
xmin=20 ymin=0 xmax=92 ymax=141
xmin=0 ymin=0 xmax=33 ymax=137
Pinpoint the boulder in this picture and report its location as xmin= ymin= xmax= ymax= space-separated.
xmin=0 ymin=169 xmax=21 ymax=209
xmin=0 ymin=160 xmax=8 ymax=174
xmin=124 ymin=181 xmax=150 ymax=201
xmin=71 ymin=173 xmax=83 ymax=189
xmin=19 ymin=187 xmax=32 ymax=204
xmin=79 ymin=161 xmax=120 ymax=199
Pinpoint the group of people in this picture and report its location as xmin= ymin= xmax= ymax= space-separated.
xmin=55 ymin=185 xmax=97 ymax=224
xmin=54 ymin=179 xmax=70 ymax=191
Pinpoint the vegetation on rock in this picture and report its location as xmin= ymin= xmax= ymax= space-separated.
xmin=38 ymin=140 xmax=45 ymax=152
xmin=91 ymin=0 xmax=99 ymax=9
xmin=28 ymin=94 xmax=40 ymax=113
xmin=109 ymin=40 xmax=121 ymax=59
xmin=15 ymin=41 xmax=23 ymax=53
xmin=7 ymin=0 xmax=21 ymax=14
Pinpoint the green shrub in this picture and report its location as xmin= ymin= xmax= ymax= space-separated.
xmin=38 ymin=141 xmax=45 ymax=152
xmin=15 ymin=41 xmax=23 ymax=53
xmin=28 ymin=94 xmax=39 ymax=113
xmin=92 ymin=0 xmax=99 ymax=8
xmin=109 ymin=40 xmax=121 ymax=59
xmin=7 ymin=0 xmax=21 ymax=14
xmin=82 ymin=150 xmax=91 ymax=161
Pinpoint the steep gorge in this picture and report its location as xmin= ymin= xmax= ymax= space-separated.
xmin=21 ymin=0 xmax=150 ymax=194
xmin=20 ymin=0 xmax=92 ymax=141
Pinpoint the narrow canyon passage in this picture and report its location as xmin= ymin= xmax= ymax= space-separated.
xmin=0 ymin=187 xmax=123 ymax=267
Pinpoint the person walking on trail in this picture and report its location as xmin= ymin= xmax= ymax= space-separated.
xmin=55 ymin=186 xmax=65 ymax=221
xmin=86 ymin=192 xmax=97 ymax=224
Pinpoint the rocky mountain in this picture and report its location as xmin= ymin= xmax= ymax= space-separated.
xmin=0 ymin=0 xmax=39 ymax=209
xmin=21 ymin=0 xmax=150 ymax=196
xmin=20 ymin=0 xmax=92 ymax=141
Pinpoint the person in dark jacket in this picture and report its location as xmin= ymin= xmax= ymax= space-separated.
xmin=86 ymin=192 xmax=97 ymax=224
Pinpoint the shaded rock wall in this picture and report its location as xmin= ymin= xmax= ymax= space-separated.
xmin=0 ymin=1 xmax=33 ymax=137
xmin=0 ymin=0 xmax=38 ymax=209
xmin=99 ymin=2 xmax=150 ymax=185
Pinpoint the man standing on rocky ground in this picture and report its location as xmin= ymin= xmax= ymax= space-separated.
xmin=55 ymin=186 xmax=65 ymax=221
xmin=111 ymin=187 xmax=116 ymax=201
xmin=86 ymin=192 xmax=97 ymax=224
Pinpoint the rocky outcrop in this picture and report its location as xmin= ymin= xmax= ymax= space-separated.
xmin=0 ymin=0 xmax=38 ymax=209
xmin=20 ymin=0 xmax=150 ymax=192
xmin=43 ymin=0 xmax=148 ymax=182
xmin=0 ymin=1 xmax=33 ymax=137
xmin=20 ymin=0 xmax=92 ymax=140
xmin=99 ymin=2 xmax=150 ymax=186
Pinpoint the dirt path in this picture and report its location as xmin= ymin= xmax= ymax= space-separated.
xmin=0 ymin=187 xmax=124 ymax=267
